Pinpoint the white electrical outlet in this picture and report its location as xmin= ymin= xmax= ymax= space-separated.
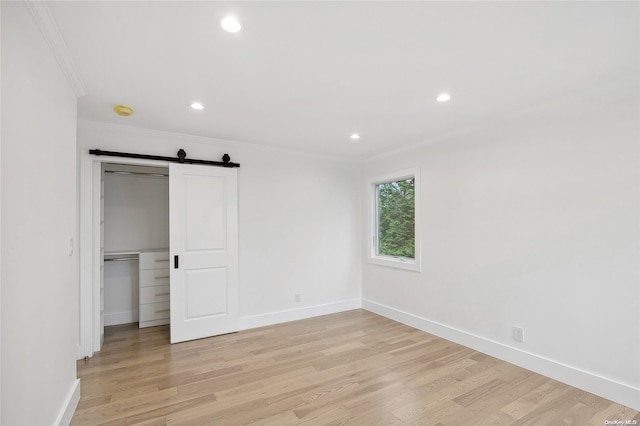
xmin=513 ymin=326 xmax=525 ymax=342
xmin=295 ymin=293 xmax=301 ymax=303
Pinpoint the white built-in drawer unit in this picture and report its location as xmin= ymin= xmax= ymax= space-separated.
xmin=139 ymin=250 xmax=171 ymax=270
xmin=139 ymin=250 xmax=170 ymax=328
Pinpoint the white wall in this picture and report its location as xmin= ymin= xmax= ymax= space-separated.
xmin=103 ymin=258 xmax=140 ymax=326
xmin=362 ymin=80 xmax=640 ymax=409
xmin=103 ymin=164 xmax=169 ymax=252
xmin=78 ymin=121 xmax=362 ymax=330
xmin=1 ymin=2 xmax=79 ymax=424
xmin=0 ymin=2 xmax=3 ymax=421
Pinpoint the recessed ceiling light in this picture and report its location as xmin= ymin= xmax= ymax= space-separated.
xmin=190 ymin=102 xmax=204 ymax=110
xmin=437 ymin=93 xmax=451 ymax=102
xmin=350 ymin=133 xmax=361 ymax=141
xmin=221 ymin=16 xmax=242 ymax=33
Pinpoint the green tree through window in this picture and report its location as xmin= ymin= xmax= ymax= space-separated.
xmin=376 ymin=178 xmax=415 ymax=258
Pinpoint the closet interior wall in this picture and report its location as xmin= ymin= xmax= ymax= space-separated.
xmin=102 ymin=163 xmax=169 ymax=326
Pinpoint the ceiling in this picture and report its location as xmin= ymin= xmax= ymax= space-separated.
xmin=48 ymin=1 xmax=639 ymax=160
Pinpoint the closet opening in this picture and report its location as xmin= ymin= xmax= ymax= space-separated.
xmin=101 ymin=163 xmax=170 ymax=336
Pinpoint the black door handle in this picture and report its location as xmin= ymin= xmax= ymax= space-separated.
xmin=174 ymin=255 xmax=179 ymax=269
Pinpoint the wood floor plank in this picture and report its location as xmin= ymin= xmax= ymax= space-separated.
xmin=246 ymin=410 xmax=299 ymax=426
xmin=72 ymin=310 xmax=639 ymax=425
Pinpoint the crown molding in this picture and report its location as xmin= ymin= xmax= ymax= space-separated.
xmin=24 ymin=0 xmax=88 ymax=97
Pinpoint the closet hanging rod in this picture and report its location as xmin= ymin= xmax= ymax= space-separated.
xmin=90 ymin=149 xmax=240 ymax=168
xmin=105 ymin=170 xmax=168 ymax=177
xmin=104 ymin=257 xmax=138 ymax=262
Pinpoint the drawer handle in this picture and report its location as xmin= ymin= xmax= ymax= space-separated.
xmin=155 ymin=309 xmax=170 ymax=313
xmin=155 ymin=276 xmax=170 ymax=279
xmin=156 ymin=292 xmax=170 ymax=296
xmin=155 ymin=259 xmax=169 ymax=263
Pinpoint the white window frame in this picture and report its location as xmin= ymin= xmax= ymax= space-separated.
xmin=367 ymin=168 xmax=421 ymax=272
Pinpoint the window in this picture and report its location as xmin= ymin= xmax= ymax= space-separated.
xmin=368 ymin=169 xmax=421 ymax=271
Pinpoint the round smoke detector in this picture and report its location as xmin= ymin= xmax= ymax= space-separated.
xmin=113 ymin=104 xmax=134 ymax=117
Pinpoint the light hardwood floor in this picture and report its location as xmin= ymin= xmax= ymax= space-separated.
xmin=72 ymin=310 xmax=639 ymax=425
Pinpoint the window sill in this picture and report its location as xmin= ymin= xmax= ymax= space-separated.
xmin=368 ymin=255 xmax=422 ymax=272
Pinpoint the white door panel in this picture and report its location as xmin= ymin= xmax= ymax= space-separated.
xmin=185 ymin=174 xmax=227 ymax=250
xmin=184 ymin=269 xmax=228 ymax=318
xmin=170 ymin=164 xmax=238 ymax=343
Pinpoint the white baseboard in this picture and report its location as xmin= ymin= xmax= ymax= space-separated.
xmin=362 ymin=299 xmax=640 ymax=411
xmin=239 ymin=299 xmax=362 ymax=331
xmin=54 ymin=378 xmax=80 ymax=426
xmin=104 ymin=310 xmax=138 ymax=326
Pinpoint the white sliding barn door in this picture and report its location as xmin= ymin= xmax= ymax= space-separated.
xmin=169 ymin=164 xmax=239 ymax=344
